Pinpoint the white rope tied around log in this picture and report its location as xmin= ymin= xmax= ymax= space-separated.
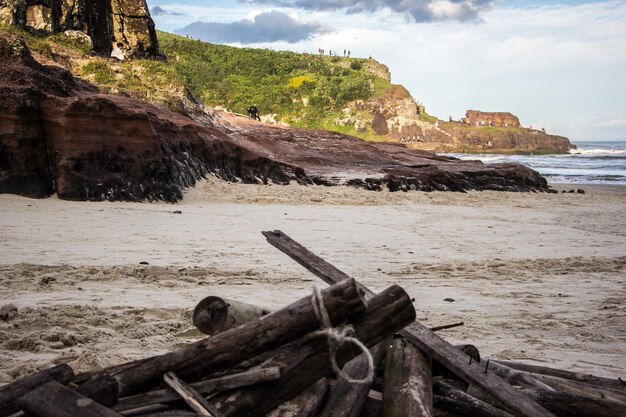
xmin=311 ymin=284 xmax=374 ymax=384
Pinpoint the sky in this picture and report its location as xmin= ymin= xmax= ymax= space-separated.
xmin=146 ymin=0 xmax=626 ymax=141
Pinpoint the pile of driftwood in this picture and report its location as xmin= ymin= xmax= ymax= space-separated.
xmin=1 ymin=231 xmax=625 ymax=417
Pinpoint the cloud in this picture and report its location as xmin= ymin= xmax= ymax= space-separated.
xmin=175 ymin=11 xmax=329 ymax=43
xmin=150 ymin=5 xmax=182 ymax=16
xmin=238 ymin=0 xmax=495 ymax=22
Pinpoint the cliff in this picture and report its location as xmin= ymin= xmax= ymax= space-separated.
xmin=0 ymin=32 xmax=551 ymax=202
xmin=0 ymin=0 xmax=159 ymax=58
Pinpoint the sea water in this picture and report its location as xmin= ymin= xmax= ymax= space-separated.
xmin=443 ymin=141 xmax=626 ymax=185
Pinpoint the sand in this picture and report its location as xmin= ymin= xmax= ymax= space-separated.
xmin=1 ymin=177 xmax=625 ymax=383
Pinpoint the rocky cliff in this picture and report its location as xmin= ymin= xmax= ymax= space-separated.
xmin=0 ymin=33 xmax=551 ymax=202
xmin=0 ymin=0 xmax=158 ymax=58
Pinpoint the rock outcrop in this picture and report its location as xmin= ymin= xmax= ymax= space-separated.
xmin=0 ymin=0 xmax=158 ymax=58
xmin=463 ymin=110 xmax=521 ymax=128
xmin=0 ymin=33 xmax=551 ymax=202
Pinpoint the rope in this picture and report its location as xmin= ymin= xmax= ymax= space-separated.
xmin=311 ymin=284 xmax=374 ymax=384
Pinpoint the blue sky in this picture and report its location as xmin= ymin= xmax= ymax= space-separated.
xmin=146 ymin=0 xmax=626 ymax=141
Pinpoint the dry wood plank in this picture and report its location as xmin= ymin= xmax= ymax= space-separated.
xmin=433 ymin=380 xmax=514 ymax=417
xmin=383 ymin=337 xmax=433 ymax=417
xmin=521 ymin=388 xmax=626 ymax=417
xmin=112 ymin=278 xmax=365 ymax=396
xmin=266 ymin=378 xmax=329 ymax=417
xmin=16 ymin=380 xmax=122 ymax=417
xmin=163 ymin=372 xmax=223 ymax=417
xmin=495 ymin=360 xmax=626 ymax=392
xmin=318 ymin=341 xmax=388 ymax=417
xmin=115 ymin=367 xmax=281 ymax=411
xmin=262 ymin=229 xmax=557 ymax=417
xmin=193 ymin=296 xmax=271 ymax=335
xmin=211 ymin=284 xmax=416 ymax=417
xmin=0 ymin=364 xmax=74 ymax=417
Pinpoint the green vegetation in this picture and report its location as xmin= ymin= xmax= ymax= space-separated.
xmin=157 ymin=31 xmax=385 ymax=129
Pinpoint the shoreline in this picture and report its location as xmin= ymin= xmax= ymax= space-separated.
xmin=1 ymin=182 xmax=625 ymax=381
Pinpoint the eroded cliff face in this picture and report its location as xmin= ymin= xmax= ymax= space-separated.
xmin=0 ymin=0 xmax=158 ymax=57
xmin=0 ymin=33 xmax=551 ymax=202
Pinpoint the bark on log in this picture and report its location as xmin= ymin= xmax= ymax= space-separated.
xmin=113 ymin=278 xmax=366 ymax=396
xmin=115 ymin=367 xmax=281 ymax=411
xmin=0 ymin=364 xmax=74 ymax=417
xmin=521 ymin=388 xmax=626 ymax=417
xmin=433 ymin=380 xmax=514 ymax=417
xmin=193 ymin=296 xmax=271 ymax=335
xmin=318 ymin=340 xmax=388 ymax=417
xmin=266 ymin=378 xmax=329 ymax=417
xmin=16 ymin=380 xmax=122 ymax=417
xmin=212 ymin=284 xmax=416 ymax=417
xmin=262 ymin=229 xmax=557 ymax=417
xmin=495 ymin=360 xmax=626 ymax=392
xmin=383 ymin=337 xmax=433 ymax=417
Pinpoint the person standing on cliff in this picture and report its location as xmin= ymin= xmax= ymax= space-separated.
xmin=248 ymin=105 xmax=261 ymax=121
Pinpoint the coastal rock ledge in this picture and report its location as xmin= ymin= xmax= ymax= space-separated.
xmin=0 ymin=34 xmax=550 ymax=202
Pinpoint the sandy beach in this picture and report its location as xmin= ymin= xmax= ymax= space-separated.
xmin=1 ymin=178 xmax=625 ymax=383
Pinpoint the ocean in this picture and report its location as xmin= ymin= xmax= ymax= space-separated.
xmin=443 ymin=141 xmax=626 ymax=186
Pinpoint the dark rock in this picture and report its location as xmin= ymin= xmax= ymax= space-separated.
xmin=443 ymin=298 xmax=455 ymax=302
xmin=139 ymin=261 xmax=149 ymax=265
xmin=0 ymin=304 xmax=18 ymax=321
xmin=0 ymin=33 xmax=552 ymax=203
xmin=577 ymin=189 xmax=585 ymax=194
xmin=172 ymin=210 xmax=182 ymax=214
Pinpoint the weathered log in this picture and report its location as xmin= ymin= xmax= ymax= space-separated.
xmin=212 ymin=284 xmax=416 ymax=417
xmin=521 ymin=387 xmax=626 ymax=417
xmin=163 ymin=372 xmax=223 ymax=417
xmin=495 ymin=360 xmax=626 ymax=392
xmin=430 ymin=322 xmax=464 ymax=332
xmin=0 ymin=364 xmax=74 ymax=417
xmin=521 ymin=372 xmax=626 ymax=404
xmin=115 ymin=367 xmax=281 ymax=411
xmin=16 ymin=380 xmax=122 ymax=417
xmin=433 ymin=380 xmax=514 ymax=417
xmin=262 ymin=229 xmax=557 ymax=417
xmin=113 ymin=278 xmax=366 ymax=396
xmin=361 ymin=395 xmax=384 ymax=417
xmin=119 ymin=403 xmax=170 ymax=416
xmin=266 ymin=378 xmax=329 ymax=417
xmin=193 ymin=296 xmax=271 ymax=335
xmin=318 ymin=340 xmax=388 ymax=417
xmin=76 ymin=372 xmax=119 ymax=407
xmin=486 ymin=361 xmax=555 ymax=391
xmin=383 ymin=337 xmax=433 ymax=417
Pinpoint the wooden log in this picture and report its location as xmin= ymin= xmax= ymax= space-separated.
xmin=486 ymin=361 xmax=555 ymax=391
xmin=112 ymin=278 xmax=366 ymax=396
xmin=521 ymin=388 xmax=626 ymax=417
xmin=383 ymin=337 xmax=433 ymax=417
xmin=495 ymin=360 xmax=626 ymax=392
xmin=318 ymin=340 xmax=388 ymax=417
xmin=262 ymin=229 xmax=557 ymax=417
xmin=361 ymin=395 xmax=383 ymax=417
xmin=193 ymin=296 xmax=270 ymax=335
xmin=433 ymin=380 xmax=514 ymax=417
xmin=0 ymin=364 xmax=74 ymax=417
xmin=521 ymin=372 xmax=626 ymax=405
xmin=119 ymin=403 xmax=170 ymax=416
xmin=430 ymin=322 xmax=464 ymax=332
xmin=162 ymin=372 xmax=223 ymax=417
xmin=76 ymin=372 xmax=119 ymax=407
xmin=211 ymin=284 xmax=416 ymax=417
xmin=266 ymin=378 xmax=329 ymax=417
xmin=115 ymin=367 xmax=281 ymax=411
xmin=16 ymin=380 xmax=122 ymax=417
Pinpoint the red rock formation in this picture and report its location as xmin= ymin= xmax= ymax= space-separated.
xmin=0 ymin=34 xmax=551 ymax=202
xmin=463 ymin=110 xmax=521 ymax=128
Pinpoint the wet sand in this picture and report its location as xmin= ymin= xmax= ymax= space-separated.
xmin=1 ymin=178 xmax=625 ymax=382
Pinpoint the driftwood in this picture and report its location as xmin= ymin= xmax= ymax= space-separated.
xmin=112 ymin=277 xmax=366 ymax=396
xmin=486 ymin=361 xmax=555 ymax=391
xmin=115 ymin=367 xmax=281 ymax=411
xmin=521 ymin=372 xmax=626 ymax=405
xmin=433 ymin=380 xmax=513 ymax=417
xmin=521 ymin=387 xmax=626 ymax=417
xmin=430 ymin=322 xmax=464 ymax=332
xmin=211 ymin=284 xmax=416 ymax=417
xmin=318 ymin=340 xmax=388 ymax=417
xmin=163 ymin=372 xmax=223 ymax=417
xmin=266 ymin=378 xmax=329 ymax=417
xmin=0 ymin=364 xmax=74 ymax=417
xmin=383 ymin=337 xmax=433 ymax=417
xmin=193 ymin=296 xmax=271 ymax=335
xmin=16 ymin=380 xmax=122 ymax=417
xmin=119 ymin=403 xmax=170 ymax=416
xmin=76 ymin=372 xmax=119 ymax=408
xmin=262 ymin=229 xmax=557 ymax=417
xmin=495 ymin=360 xmax=626 ymax=392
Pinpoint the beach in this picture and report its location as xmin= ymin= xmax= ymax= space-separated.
xmin=1 ymin=178 xmax=625 ymax=383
